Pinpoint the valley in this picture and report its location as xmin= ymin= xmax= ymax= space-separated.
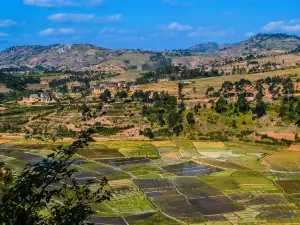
xmin=1 ymin=33 xmax=300 ymax=224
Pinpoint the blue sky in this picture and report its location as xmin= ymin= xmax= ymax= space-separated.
xmin=1 ymin=0 xmax=300 ymax=50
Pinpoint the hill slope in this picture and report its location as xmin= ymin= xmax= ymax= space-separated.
xmin=218 ymin=33 xmax=300 ymax=56
xmin=0 ymin=44 xmax=116 ymax=70
xmin=1 ymin=33 xmax=300 ymax=70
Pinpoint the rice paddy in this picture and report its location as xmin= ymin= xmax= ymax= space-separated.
xmin=1 ymin=139 xmax=300 ymax=224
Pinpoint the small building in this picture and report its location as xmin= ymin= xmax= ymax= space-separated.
xmin=40 ymin=93 xmax=52 ymax=102
xmin=22 ymin=94 xmax=39 ymax=103
xmin=90 ymin=84 xmax=107 ymax=94
xmin=117 ymin=81 xmax=129 ymax=88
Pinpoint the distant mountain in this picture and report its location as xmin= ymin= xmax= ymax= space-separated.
xmin=218 ymin=33 xmax=300 ymax=56
xmin=1 ymin=33 xmax=300 ymax=71
xmin=0 ymin=44 xmax=115 ymax=70
xmin=189 ymin=42 xmax=220 ymax=53
xmin=188 ymin=33 xmax=300 ymax=56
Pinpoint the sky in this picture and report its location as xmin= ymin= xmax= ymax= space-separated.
xmin=1 ymin=0 xmax=300 ymax=50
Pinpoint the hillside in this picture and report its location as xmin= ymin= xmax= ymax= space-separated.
xmin=218 ymin=33 xmax=300 ymax=56
xmin=1 ymin=33 xmax=300 ymax=71
xmin=0 ymin=44 xmax=120 ymax=70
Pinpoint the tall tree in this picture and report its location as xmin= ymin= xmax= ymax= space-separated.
xmin=237 ymin=92 xmax=249 ymax=113
xmin=99 ymin=89 xmax=112 ymax=102
xmin=215 ymin=97 xmax=228 ymax=113
xmin=186 ymin=112 xmax=195 ymax=125
xmin=178 ymin=83 xmax=183 ymax=100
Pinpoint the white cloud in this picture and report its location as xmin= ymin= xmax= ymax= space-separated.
xmin=48 ymin=13 xmax=95 ymax=22
xmin=188 ymin=27 xmax=235 ymax=37
xmin=23 ymin=0 xmax=103 ymax=7
xmin=244 ymin=32 xmax=255 ymax=38
xmin=157 ymin=22 xmax=192 ymax=32
xmin=289 ymin=19 xmax=300 ymax=24
xmin=261 ymin=21 xmax=284 ymax=32
xmin=261 ymin=20 xmax=300 ymax=32
xmin=163 ymin=0 xmax=193 ymax=6
xmin=100 ymin=27 xmax=137 ymax=34
xmin=48 ymin=13 xmax=122 ymax=23
xmin=0 ymin=19 xmax=17 ymax=27
xmin=0 ymin=32 xmax=8 ymax=37
xmin=106 ymin=14 xmax=122 ymax=22
xmin=39 ymin=28 xmax=75 ymax=36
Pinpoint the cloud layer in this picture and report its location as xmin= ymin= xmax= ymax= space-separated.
xmin=261 ymin=19 xmax=300 ymax=32
xmin=0 ymin=19 xmax=17 ymax=27
xmin=23 ymin=0 xmax=103 ymax=7
xmin=188 ymin=27 xmax=235 ymax=37
xmin=48 ymin=13 xmax=122 ymax=23
xmin=157 ymin=22 xmax=192 ymax=31
xmin=39 ymin=28 xmax=75 ymax=36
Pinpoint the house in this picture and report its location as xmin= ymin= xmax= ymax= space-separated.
xmin=40 ymin=93 xmax=52 ymax=102
xmin=90 ymin=85 xmax=106 ymax=94
xmin=117 ymin=81 xmax=129 ymax=88
xmin=23 ymin=94 xmax=39 ymax=103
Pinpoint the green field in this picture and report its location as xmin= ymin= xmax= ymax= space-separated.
xmin=1 ymin=139 xmax=300 ymax=224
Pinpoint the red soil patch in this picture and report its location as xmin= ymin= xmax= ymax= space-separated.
xmin=65 ymin=124 xmax=81 ymax=132
xmin=258 ymin=132 xmax=295 ymax=141
xmin=288 ymin=144 xmax=300 ymax=151
xmin=0 ymin=133 xmax=25 ymax=139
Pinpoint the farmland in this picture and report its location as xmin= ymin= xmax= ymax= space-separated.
xmin=1 ymin=139 xmax=300 ymax=224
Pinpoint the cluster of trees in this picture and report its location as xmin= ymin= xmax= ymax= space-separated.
xmin=0 ymin=73 xmax=40 ymax=91
xmin=279 ymin=96 xmax=300 ymax=121
xmin=137 ymin=64 xmax=221 ymax=84
xmin=140 ymin=90 xmax=197 ymax=138
xmin=213 ymin=78 xmax=267 ymax=117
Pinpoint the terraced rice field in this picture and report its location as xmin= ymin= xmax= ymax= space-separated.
xmin=1 ymin=140 xmax=300 ymax=224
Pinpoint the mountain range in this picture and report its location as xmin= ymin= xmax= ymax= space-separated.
xmin=1 ymin=33 xmax=300 ymax=71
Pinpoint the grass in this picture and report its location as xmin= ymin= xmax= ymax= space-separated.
xmin=129 ymin=213 xmax=182 ymax=225
xmin=174 ymin=141 xmax=200 ymax=157
xmin=122 ymin=165 xmax=169 ymax=178
xmin=264 ymin=151 xmax=300 ymax=172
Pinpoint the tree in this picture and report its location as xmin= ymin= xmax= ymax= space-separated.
xmin=186 ymin=112 xmax=195 ymax=125
xmin=253 ymin=100 xmax=266 ymax=117
xmin=220 ymin=81 xmax=234 ymax=93
xmin=296 ymin=102 xmax=300 ymax=115
xmin=206 ymin=87 xmax=214 ymax=96
xmin=193 ymin=103 xmax=201 ymax=114
xmin=237 ymin=93 xmax=249 ymax=113
xmin=80 ymin=103 xmax=90 ymax=114
xmin=168 ymin=111 xmax=179 ymax=127
xmin=0 ymin=130 xmax=111 ymax=225
xmin=283 ymin=78 xmax=294 ymax=95
xmin=99 ymin=89 xmax=111 ymax=102
xmin=255 ymin=90 xmax=264 ymax=102
xmin=116 ymin=91 xmax=128 ymax=99
xmin=173 ymin=124 xmax=183 ymax=136
xmin=97 ymin=102 xmax=103 ymax=113
xmin=158 ymin=111 xmax=165 ymax=127
xmin=178 ymin=83 xmax=183 ymax=100
xmin=215 ymin=97 xmax=228 ymax=113
xmin=178 ymin=101 xmax=185 ymax=114
xmin=143 ymin=128 xmax=154 ymax=139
